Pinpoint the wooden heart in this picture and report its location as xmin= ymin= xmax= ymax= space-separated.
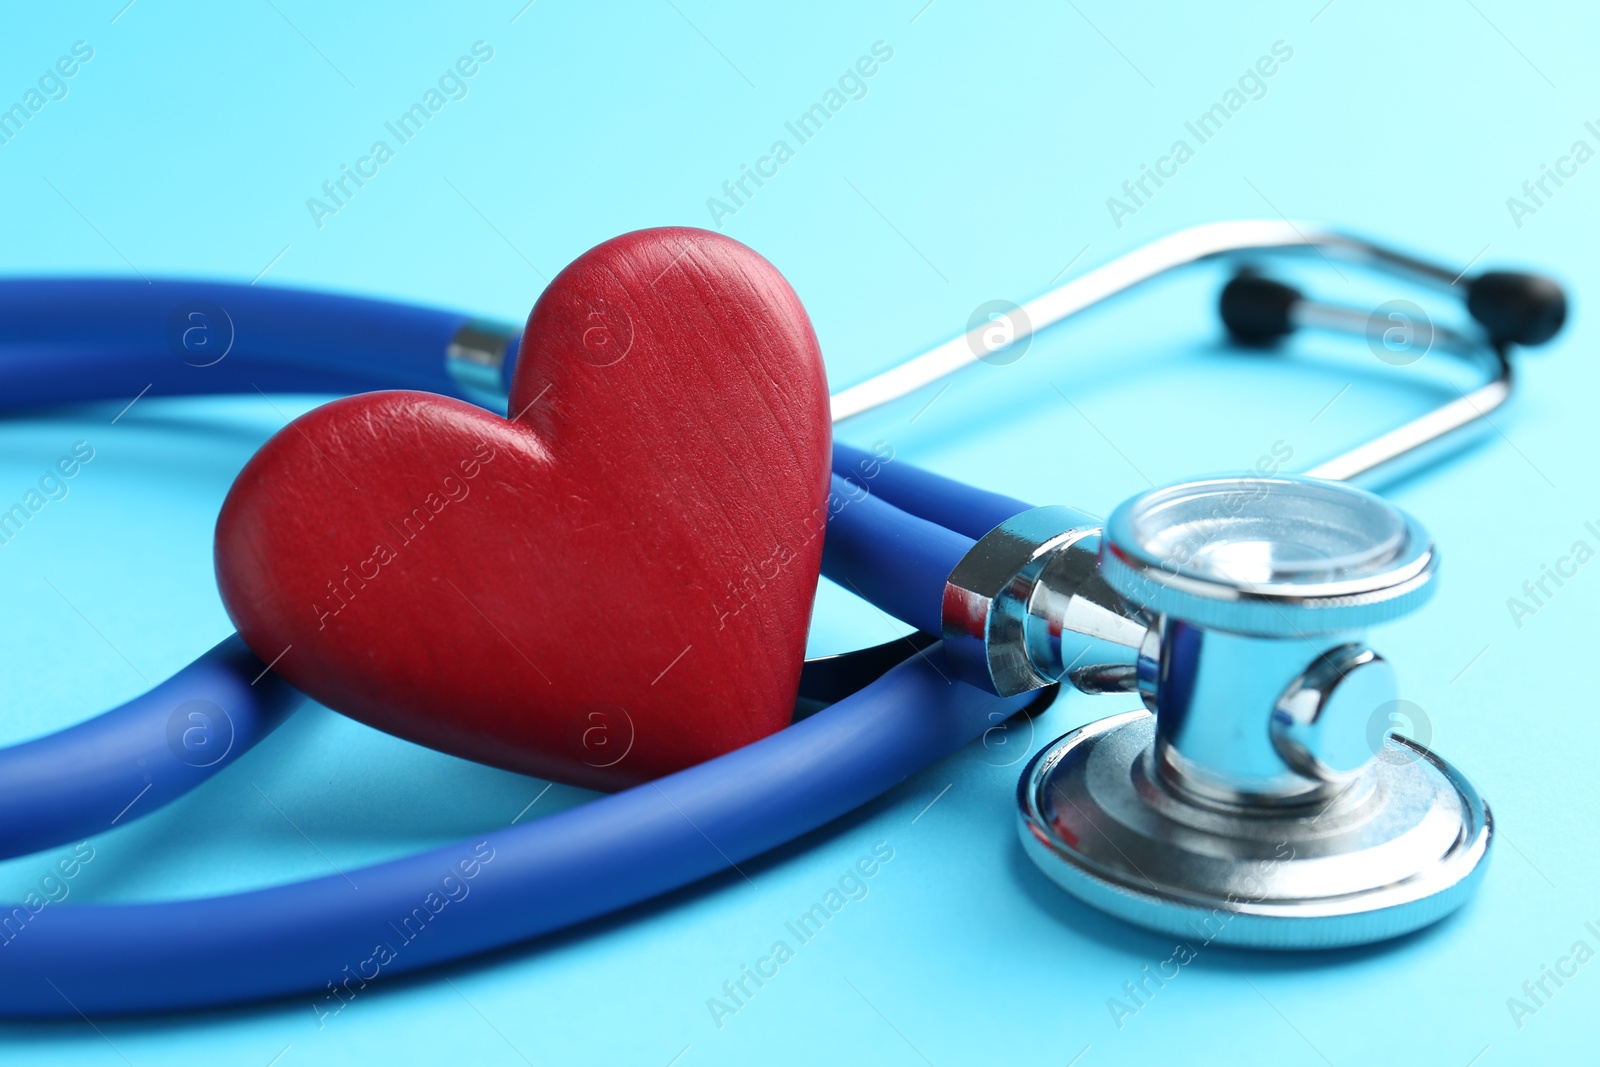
xmin=215 ymin=228 xmax=831 ymax=789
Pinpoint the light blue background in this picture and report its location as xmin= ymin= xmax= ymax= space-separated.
xmin=1 ymin=1 xmax=1596 ymax=1064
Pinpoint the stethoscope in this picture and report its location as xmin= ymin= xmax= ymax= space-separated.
xmin=0 ymin=219 xmax=1566 ymax=1015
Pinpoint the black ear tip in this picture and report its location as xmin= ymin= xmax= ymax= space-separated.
xmin=1220 ymin=272 xmax=1302 ymax=347
xmin=1466 ymin=271 xmax=1567 ymax=347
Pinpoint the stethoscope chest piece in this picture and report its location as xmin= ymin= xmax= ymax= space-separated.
xmin=1016 ymin=475 xmax=1492 ymax=949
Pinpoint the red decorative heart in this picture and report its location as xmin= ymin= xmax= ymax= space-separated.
xmin=215 ymin=228 xmax=831 ymax=789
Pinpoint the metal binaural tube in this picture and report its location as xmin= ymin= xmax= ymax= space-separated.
xmin=828 ymin=219 xmax=1485 ymax=424
xmin=827 ymin=219 xmax=1552 ymax=495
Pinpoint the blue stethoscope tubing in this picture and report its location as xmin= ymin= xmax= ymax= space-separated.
xmin=0 ymin=305 xmax=1034 ymax=1015
xmin=0 ymin=636 xmax=303 ymax=862
xmin=0 ymin=590 xmax=1029 ymax=1017
xmin=827 ymin=441 xmax=1035 ymax=634
xmin=0 ymin=278 xmax=513 ymax=406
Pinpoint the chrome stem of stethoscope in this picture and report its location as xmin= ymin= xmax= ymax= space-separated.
xmin=1003 ymin=475 xmax=1494 ymax=949
xmin=947 ymin=471 xmax=1496 ymax=948
xmin=828 ymin=218 xmax=1547 ymax=490
xmin=853 ymin=220 xmax=1564 ymax=948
